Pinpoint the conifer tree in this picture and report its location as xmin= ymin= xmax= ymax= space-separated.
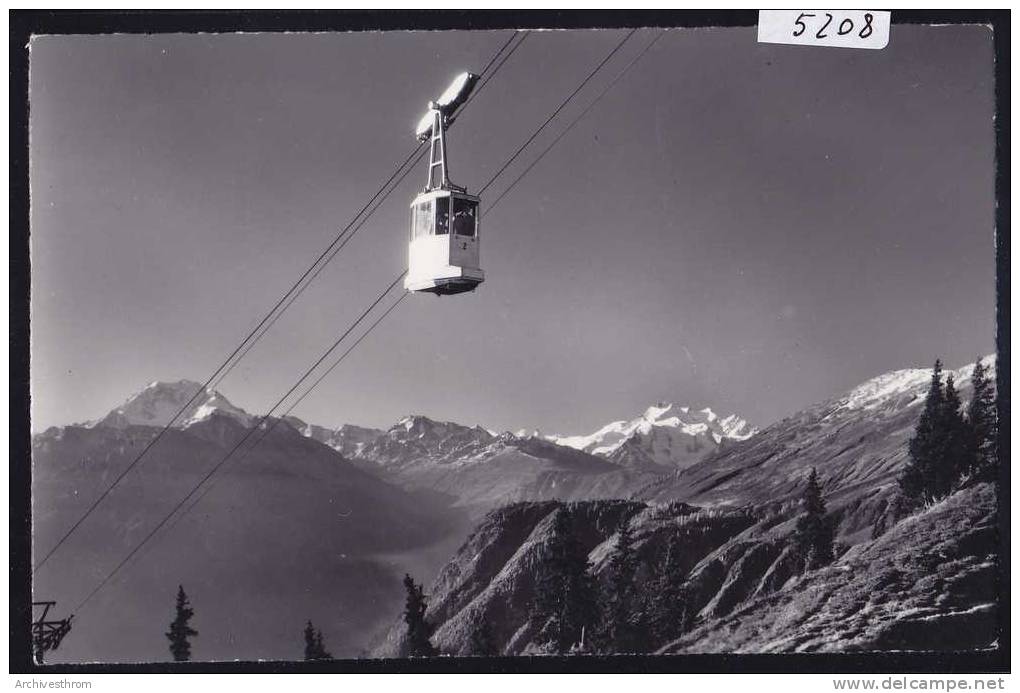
xmin=937 ymin=373 xmax=969 ymax=495
xmin=900 ymin=359 xmax=993 ymax=508
xmin=794 ymin=468 xmax=834 ymax=570
xmin=304 ymin=620 xmax=316 ymax=660
xmin=532 ymin=506 xmax=600 ymax=654
xmin=966 ymin=358 xmax=997 ymax=480
xmin=165 ymin=585 xmax=198 ymax=662
xmin=402 ymin=574 xmax=437 ymax=657
xmin=900 ymin=360 xmax=945 ymax=506
xmin=303 ymin=620 xmax=332 ymax=661
xmin=600 ymin=517 xmax=642 ymax=653
xmin=468 ymin=620 xmax=499 ymax=656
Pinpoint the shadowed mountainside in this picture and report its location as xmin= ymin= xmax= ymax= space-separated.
xmin=342 ymin=416 xmax=661 ymax=514
xmin=32 ymin=413 xmax=467 ymax=662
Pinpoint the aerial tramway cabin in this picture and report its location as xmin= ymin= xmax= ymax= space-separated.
xmin=405 ymin=72 xmax=485 ymax=296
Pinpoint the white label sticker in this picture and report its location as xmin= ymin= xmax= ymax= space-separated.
xmin=758 ymin=10 xmax=891 ymax=50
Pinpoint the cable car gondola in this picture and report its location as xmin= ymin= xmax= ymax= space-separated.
xmin=405 ymin=72 xmax=485 ymax=296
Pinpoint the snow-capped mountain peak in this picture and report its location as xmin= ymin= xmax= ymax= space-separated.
xmin=94 ymin=379 xmax=254 ymax=430
xmin=544 ymin=402 xmax=756 ymax=470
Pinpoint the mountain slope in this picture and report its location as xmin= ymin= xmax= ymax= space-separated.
xmin=661 ymin=483 xmax=998 ymax=653
xmin=635 ymin=357 xmax=995 ymax=544
xmin=374 ymin=357 xmax=999 ymax=656
xmin=348 ymin=417 xmax=661 ymax=512
xmin=373 ymin=499 xmax=647 ymax=657
xmin=376 ymin=482 xmax=997 ymax=657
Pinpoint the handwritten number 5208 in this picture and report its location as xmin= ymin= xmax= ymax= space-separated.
xmin=793 ymin=12 xmax=874 ymax=40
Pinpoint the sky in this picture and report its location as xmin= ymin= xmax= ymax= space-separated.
xmin=29 ymin=25 xmax=997 ymax=435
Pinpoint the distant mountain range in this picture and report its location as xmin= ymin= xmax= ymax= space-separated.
xmin=77 ymin=380 xmax=755 ymax=479
xmin=542 ymin=403 xmax=755 ymax=472
xmin=288 ymin=401 xmax=756 ymax=477
xmin=33 ymin=356 xmax=997 ymax=661
xmin=75 ymin=381 xmax=754 ymax=512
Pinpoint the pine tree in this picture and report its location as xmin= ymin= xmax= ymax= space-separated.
xmin=303 ymin=620 xmax=332 ymax=661
xmin=303 ymin=620 xmax=316 ymax=660
xmin=937 ymin=373 xmax=969 ymax=495
xmin=468 ymin=620 xmax=499 ymax=656
xmin=165 ymin=585 xmax=198 ymax=662
xmin=900 ymin=360 xmax=945 ymax=506
xmin=794 ymin=468 xmax=834 ymax=571
xmin=600 ymin=517 xmax=642 ymax=653
xmin=966 ymin=358 xmax=997 ymax=480
xmin=402 ymin=574 xmax=437 ymax=657
xmin=531 ymin=506 xmax=600 ymax=654
xmin=900 ymin=360 xmax=983 ymax=507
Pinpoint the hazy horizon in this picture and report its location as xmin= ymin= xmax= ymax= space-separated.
xmin=30 ymin=26 xmax=996 ymax=435
xmin=30 ymin=351 xmax=998 ymax=437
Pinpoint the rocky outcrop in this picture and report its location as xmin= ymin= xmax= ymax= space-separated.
xmin=373 ymin=499 xmax=645 ymax=657
xmin=661 ymin=483 xmax=999 ymax=653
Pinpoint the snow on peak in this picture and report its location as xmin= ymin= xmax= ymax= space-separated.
xmin=384 ymin=414 xmax=496 ymax=446
xmin=839 ymin=368 xmax=932 ymax=412
xmin=718 ymin=413 xmax=754 ymax=439
xmin=97 ymin=379 xmax=253 ymax=429
xmin=643 ymin=403 xmax=673 ymax=421
xmin=546 ymin=402 xmax=756 ymax=468
xmin=836 ymin=356 xmax=995 ymax=413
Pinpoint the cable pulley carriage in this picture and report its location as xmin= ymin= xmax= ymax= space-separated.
xmin=32 ymin=601 xmax=73 ymax=662
xmin=405 ymin=72 xmax=485 ymax=296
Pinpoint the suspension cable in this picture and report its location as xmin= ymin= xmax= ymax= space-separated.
xmin=477 ymin=28 xmax=637 ymax=195
xmin=151 ymin=291 xmax=410 ymax=555
xmin=208 ymin=32 xmax=532 ymax=390
xmin=65 ymin=27 xmax=650 ymax=614
xmin=33 ymin=30 xmax=525 ymax=575
xmin=99 ymin=30 xmax=653 ymax=573
xmin=73 ymin=273 xmax=406 ymax=613
xmin=486 ymin=30 xmax=665 ymax=216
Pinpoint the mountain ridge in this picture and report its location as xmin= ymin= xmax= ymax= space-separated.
xmin=80 ymin=381 xmax=756 ymax=477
